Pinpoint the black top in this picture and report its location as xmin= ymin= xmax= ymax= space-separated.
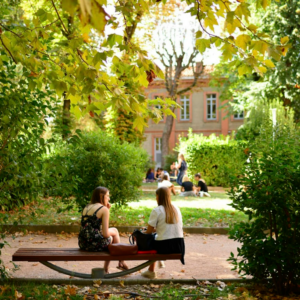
xmin=182 ymin=181 xmax=194 ymax=192
xmin=198 ymin=180 xmax=208 ymax=192
xmin=179 ymin=160 xmax=187 ymax=172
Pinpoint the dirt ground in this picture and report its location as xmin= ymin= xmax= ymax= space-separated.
xmin=2 ymin=232 xmax=240 ymax=280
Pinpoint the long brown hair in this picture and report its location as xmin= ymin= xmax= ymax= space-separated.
xmin=91 ymin=186 xmax=109 ymax=205
xmin=156 ymin=187 xmax=178 ymax=224
xmin=178 ymin=153 xmax=185 ymax=161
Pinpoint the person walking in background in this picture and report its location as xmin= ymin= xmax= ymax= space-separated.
xmin=176 ymin=153 xmax=187 ymax=186
xmin=194 ymin=173 xmax=211 ymax=197
xmin=158 ymin=174 xmax=177 ymax=195
xmin=179 ymin=175 xmax=197 ymax=197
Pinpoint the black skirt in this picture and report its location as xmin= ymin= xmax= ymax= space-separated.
xmin=154 ymin=238 xmax=185 ymax=264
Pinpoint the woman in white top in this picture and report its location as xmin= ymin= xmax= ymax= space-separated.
xmin=157 ymin=174 xmax=177 ymax=195
xmin=141 ymin=187 xmax=185 ymax=279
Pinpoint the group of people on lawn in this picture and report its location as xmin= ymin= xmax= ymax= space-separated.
xmin=78 ymin=153 xmax=203 ymax=279
xmin=145 ymin=153 xmax=210 ymax=198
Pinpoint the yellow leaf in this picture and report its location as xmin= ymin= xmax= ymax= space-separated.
xmin=221 ymin=43 xmax=238 ymax=61
xmin=264 ymin=59 xmax=275 ymax=68
xmin=235 ymin=34 xmax=251 ymax=51
xmin=225 ymin=18 xmax=241 ymax=35
xmin=260 ymin=0 xmax=270 ymax=10
xmin=119 ymin=280 xmax=125 ymax=288
xmin=204 ymin=11 xmax=218 ymax=31
xmin=94 ymin=295 xmax=100 ymax=300
xmin=247 ymin=24 xmax=258 ymax=34
xmin=280 ymin=36 xmax=289 ymax=45
xmin=64 ymin=285 xmax=77 ymax=296
xmin=235 ymin=3 xmax=250 ymax=22
xmin=258 ymin=66 xmax=267 ymax=73
xmin=82 ymin=33 xmax=90 ymax=43
xmin=238 ymin=64 xmax=252 ymax=76
xmin=252 ymin=40 xmax=269 ymax=55
xmin=14 ymin=290 xmax=23 ymax=299
xmin=252 ymin=49 xmax=259 ymax=57
xmin=276 ymin=45 xmax=289 ymax=56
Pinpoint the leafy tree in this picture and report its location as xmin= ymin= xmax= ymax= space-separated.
xmin=0 ymin=0 xmax=286 ymax=135
xmin=210 ymin=0 xmax=300 ymax=128
xmin=0 ymin=60 xmax=56 ymax=210
xmin=228 ymin=122 xmax=300 ymax=295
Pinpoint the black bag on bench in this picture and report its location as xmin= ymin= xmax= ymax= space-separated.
xmin=129 ymin=229 xmax=156 ymax=251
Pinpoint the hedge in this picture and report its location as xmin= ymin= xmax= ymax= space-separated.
xmin=43 ymin=130 xmax=149 ymax=209
xmin=177 ymin=131 xmax=247 ymax=187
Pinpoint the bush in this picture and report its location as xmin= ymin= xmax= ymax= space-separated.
xmin=228 ymin=123 xmax=300 ymax=295
xmin=177 ymin=130 xmax=247 ymax=186
xmin=46 ymin=130 xmax=149 ymax=209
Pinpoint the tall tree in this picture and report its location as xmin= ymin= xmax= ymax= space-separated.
xmin=157 ymin=39 xmax=203 ymax=164
xmin=0 ymin=0 xmax=286 ymax=136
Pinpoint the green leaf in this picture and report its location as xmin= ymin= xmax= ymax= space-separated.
xmin=62 ymin=0 xmax=78 ymax=16
xmin=90 ymin=0 xmax=107 ymax=33
xmin=196 ymin=39 xmax=211 ymax=53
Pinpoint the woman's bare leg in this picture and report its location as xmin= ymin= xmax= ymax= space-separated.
xmin=170 ymin=186 xmax=176 ymax=196
xmin=148 ymin=262 xmax=156 ymax=272
xmin=109 ymin=227 xmax=128 ymax=269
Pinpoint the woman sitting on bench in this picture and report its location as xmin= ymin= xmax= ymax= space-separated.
xmin=78 ymin=186 xmax=128 ymax=273
xmin=141 ymin=187 xmax=185 ymax=279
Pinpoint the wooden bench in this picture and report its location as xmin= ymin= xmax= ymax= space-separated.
xmin=12 ymin=248 xmax=181 ymax=279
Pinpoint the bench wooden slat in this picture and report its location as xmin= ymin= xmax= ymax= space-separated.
xmin=12 ymin=248 xmax=181 ymax=262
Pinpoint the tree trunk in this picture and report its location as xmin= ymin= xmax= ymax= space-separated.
xmin=62 ymin=95 xmax=71 ymax=140
xmin=161 ymin=106 xmax=175 ymax=167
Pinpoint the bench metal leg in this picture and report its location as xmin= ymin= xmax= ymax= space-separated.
xmin=40 ymin=260 xmax=156 ymax=279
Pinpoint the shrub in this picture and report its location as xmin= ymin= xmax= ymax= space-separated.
xmin=228 ymin=123 xmax=300 ymax=295
xmin=47 ymin=130 xmax=149 ymax=209
xmin=177 ymin=130 xmax=247 ymax=186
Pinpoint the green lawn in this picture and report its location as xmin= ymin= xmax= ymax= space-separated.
xmin=1 ymin=191 xmax=247 ymax=228
xmin=0 ymin=282 xmax=284 ymax=300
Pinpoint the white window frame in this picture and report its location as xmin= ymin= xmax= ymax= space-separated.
xmin=154 ymin=137 xmax=162 ymax=168
xmin=180 ymin=95 xmax=190 ymax=121
xmin=233 ymin=111 xmax=244 ymax=120
xmin=206 ymin=93 xmax=217 ymax=120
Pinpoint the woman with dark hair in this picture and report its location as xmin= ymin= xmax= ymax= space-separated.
xmin=145 ymin=168 xmax=155 ymax=182
xmin=78 ymin=186 xmax=128 ymax=273
xmin=141 ymin=187 xmax=185 ymax=279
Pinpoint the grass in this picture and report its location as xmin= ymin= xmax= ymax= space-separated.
xmin=0 ymin=191 xmax=247 ymax=228
xmin=1 ymin=282 xmax=299 ymax=299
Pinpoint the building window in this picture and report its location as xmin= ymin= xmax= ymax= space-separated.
xmin=206 ymin=93 xmax=217 ymax=120
xmin=180 ymin=95 xmax=190 ymax=121
xmin=154 ymin=96 xmax=164 ymax=121
xmin=234 ymin=111 xmax=244 ymax=120
xmin=154 ymin=137 xmax=162 ymax=167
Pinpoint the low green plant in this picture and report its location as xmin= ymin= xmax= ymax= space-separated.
xmin=177 ymin=130 xmax=247 ymax=187
xmin=228 ymin=123 xmax=300 ymax=295
xmin=46 ymin=130 xmax=149 ymax=209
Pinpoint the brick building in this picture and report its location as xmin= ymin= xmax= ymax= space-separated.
xmin=143 ymin=66 xmax=244 ymax=167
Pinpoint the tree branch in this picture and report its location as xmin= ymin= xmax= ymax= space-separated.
xmin=0 ymin=36 xmax=17 ymax=64
xmin=50 ymin=0 xmax=68 ymax=35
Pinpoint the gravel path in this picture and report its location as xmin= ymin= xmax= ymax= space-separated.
xmin=3 ymin=232 xmax=240 ymax=280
